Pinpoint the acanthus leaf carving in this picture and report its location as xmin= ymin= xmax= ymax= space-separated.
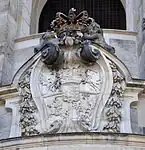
xmin=103 ymin=60 xmax=125 ymax=133
xmin=18 ymin=68 xmax=39 ymax=136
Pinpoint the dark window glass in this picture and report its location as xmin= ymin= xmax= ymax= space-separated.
xmin=39 ymin=0 xmax=126 ymax=33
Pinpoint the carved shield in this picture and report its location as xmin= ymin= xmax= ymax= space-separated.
xmin=30 ymin=46 xmax=113 ymax=133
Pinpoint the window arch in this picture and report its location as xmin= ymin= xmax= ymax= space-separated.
xmin=38 ymin=0 xmax=126 ymax=33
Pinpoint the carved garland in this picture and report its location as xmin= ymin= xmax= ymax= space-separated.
xmin=18 ymin=68 xmax=39 ymax=136
xmin=103 ymin=61 xmax=125 ymax=132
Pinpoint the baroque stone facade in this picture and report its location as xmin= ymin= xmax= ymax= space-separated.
xmin=0 ymin=1 xmax=145 ymax=150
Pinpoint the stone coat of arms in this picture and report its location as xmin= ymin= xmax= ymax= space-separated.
xmin=18 ymin=8 xmax=125 ymax=136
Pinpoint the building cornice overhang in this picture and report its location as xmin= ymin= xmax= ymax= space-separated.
xmin=14 ymin=30 xmax=137 ymax=43
xmin=0 ymin=132 xmax=145 ymax=149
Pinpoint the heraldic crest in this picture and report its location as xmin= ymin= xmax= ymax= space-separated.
xmin=18 ymin=8 xmax=125 ymax=136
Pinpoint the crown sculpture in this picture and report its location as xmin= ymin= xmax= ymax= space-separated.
xmin=35 ymin=8 xmax=115 ymax=66
xmin=18 ymin=8 xmax=125 ymax=136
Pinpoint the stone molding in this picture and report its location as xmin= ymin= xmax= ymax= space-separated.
xmin=14 ymin=30 xmax=137 ymax=43
xmin=0 ymin=133 xmax=145 ymax=149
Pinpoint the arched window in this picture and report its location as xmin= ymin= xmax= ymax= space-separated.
xmin=39 ymin=0 xmax=126 ymax=33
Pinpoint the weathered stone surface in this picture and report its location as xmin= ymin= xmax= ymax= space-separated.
xmin=0 ymin=54 xmax=4 ymax=84
xmin=17 ymin=0 xmax=32 ymax=37
xmin=1 ymin=54 xmax=14 ymax=85
xmin=13 ymin=47 xmax=34 ymax=77
xmin=110 ymin=39 xmax=139 ymax=78
xmin=0 ymin=104 xmax=12 ymax=139
xmin=0 ymin=3 xmax=145 ymax=150
xmin=0 ymin=0 xmax=9 ymax=13
xmin=130 ymin=106 xmax=143 ymax=134
xmin=9 ymin=0 xmax=18 ymax=21
xmin=0 ymin=133 xmax=145 ymax=150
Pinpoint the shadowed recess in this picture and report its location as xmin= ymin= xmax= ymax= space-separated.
xmin=39 ymin=0 xmax=126 ymax=33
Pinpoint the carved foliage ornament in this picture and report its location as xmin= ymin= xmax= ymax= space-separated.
xmin=103 ymin=60 xmax=125 ymax=132
xmin=18 ymin=68 xmax=39 ymax=136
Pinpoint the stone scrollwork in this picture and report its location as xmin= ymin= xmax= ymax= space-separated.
xmin=80 ymin=40 xmax=101 ymax=63
xmin=35 ymin=8 xmax=115 ymax=68
xmin=18 ymin=68 xmax=39 ymax=136
xmin=103 ymin=60 xmax=125 ymax=133
xmin=35 ymin=41 xmax=64 ymax=67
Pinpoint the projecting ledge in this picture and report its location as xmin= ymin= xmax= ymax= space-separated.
xmin=0 ymin=132 xmax=145 ymax=150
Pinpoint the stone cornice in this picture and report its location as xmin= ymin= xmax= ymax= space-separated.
xmin=0 ymin=85 xmax=18 ymax=99
xmin=103 ymin=29 xmax=137 ymax=36
xmin=14 ymin=30 xmax=137 ymax=43
xmin=0 ymin=132 xmax=145 ymax=149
